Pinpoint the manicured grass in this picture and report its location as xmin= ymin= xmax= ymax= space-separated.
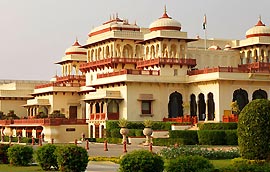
xmin=211 ymin=159 xmax=232 ymax=169
xmin=0 ymin=164 xmax=44 ymax=172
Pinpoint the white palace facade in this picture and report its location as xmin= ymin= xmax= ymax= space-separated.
xmin=1 ymin=9 xmax=270 ymax=142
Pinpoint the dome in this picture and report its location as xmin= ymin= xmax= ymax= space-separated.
xmin=224 ymin=44 xmax=232 ymax=51
xmin=246 ymin=18 xmax=270 ymax=38
xmin=208 ymin=45 xmax=221 ymax=50
xmin=149 ymin=8 xmax=181 ymax=32
xmin=65 ymin=39 xmax=87 ymax=55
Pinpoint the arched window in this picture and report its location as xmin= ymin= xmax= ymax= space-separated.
xmin=252 ymin=89 xmax=268 ymax=100
xmin=171 ymin=44 xmax=177 ymax=58
xmin=123 ymin=44 xmax=133 ymax=58
xmin=168 ymin=91 xmax=183 ymax=118
xmin=150 ymin=45 xmax=155 ymax=59
xmin=207 ymin=92 xmax=215 ymax=120
xmin=190 ymin=94 xmax=197 ymax=117
xmin=232 ymin=88 xmax=249 ymax=111
xmin=198 ymin=93 xmax=206 ymax=121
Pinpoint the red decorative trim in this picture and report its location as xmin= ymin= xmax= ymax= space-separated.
xmin=65 ymin=52 xmax=87 ymax=55
xmin=150 ymin=26 xmax=181 ymax=32
xmin=111 ymin=27 xmax=140 ymax=31
xmin=246 ymin=33 xmax=270 ymax=38
xmin=89 ymin=26 xmax=139 ymax=37
xmin=89 ymin=27 xmax=111 ymax=37
xmin=72 ymin=41 xmax=81 ymax=46
xmin=256 ymin=20 xmax=265 ymax=26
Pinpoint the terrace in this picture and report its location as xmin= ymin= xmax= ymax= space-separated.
xmin=80 ymin=57 xmax=142 ymax=72
xmin=97 ymin=69 xmax=160 ymax=79
xmin=0 ymin=118 xmax=87 ymax=126
xmin=137 ymin=57 xmax=196 ymax=69
xmin=188 ymin=62 xmax=270 ymax=76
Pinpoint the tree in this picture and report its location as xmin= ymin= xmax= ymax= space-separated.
xmin=238 ymin=99 xmax=270 ymax=160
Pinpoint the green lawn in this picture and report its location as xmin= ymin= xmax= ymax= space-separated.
xmin=211 ymin=159 xmax=232 ymax=169
xmin=0 ymin=164 xmax=44 ymax=172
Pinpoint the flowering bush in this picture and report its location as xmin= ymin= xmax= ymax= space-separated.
xmin=159 ymin=145 xmax=240 ymax=160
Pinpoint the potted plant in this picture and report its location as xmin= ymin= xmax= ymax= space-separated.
xmin=143 ymin=119 xmax=153 ymax=145
xmin=118 ymin=118 xmax=129 ymax=144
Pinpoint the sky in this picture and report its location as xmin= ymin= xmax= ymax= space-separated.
xmin=0 ymin=0 xmax=269 ymax=80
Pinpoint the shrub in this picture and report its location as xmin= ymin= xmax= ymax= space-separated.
xmin=35 ymin=144 xmax=58 ymax=171
xmin=225 ymin=130 xmax=238 ymax=145
xmin=238 ymin=99 xmax=270 ymax=160
xmin=0 ymin=144 xmax=9 ymax=164
xmin=218 ymin=165 xmax=270 ymax=172
xmin=159 ymin=146 xmax=240 ymax=160
xmin=119 ymin=150 xmax=164 ymax=172
xmin=106 ymin=120 xmax=119 ymax=130
xmin=166 ymin=155 xmax=214 ymax=172
xmin=7 ymin=145 xmax=33 ymax=166
xmin=153 ymin=138 xmax=185 ymax=146
xmin=198 ymin=130 xmax=226 ymax=145
xmin=110 ymin=128 xmax=122 ymax=138
xmin=85 ymin=138 xmax=96 ymax=142
xmin=106 ymin=120 xmax=173 ymax=131
xmin=169 ymin=130 xmax=198 ymax=145
xmin=135 ymin=129 xmax=143 ymax=136
xmin=55 ymin=145 xmax=88 ymax=172
xmin=198 ymin=122 xmax=238 ymax=130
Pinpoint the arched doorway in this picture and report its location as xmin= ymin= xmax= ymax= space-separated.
xmin=198 ymin=93 xmax=206 ymax=121
xmin=252 ymin=89 xmax=268 ymax=100
xmin=190 ymin=94 xmax=197 ymax=117
xmin=232 ymin=88 xmax=249 ymax=111
xmin=90 ymin=125 xmax=94 ymax=138
xmin=168 ymin=91 xmax=183 ymax=118
xmin=207 ymin=92 xmax=215 ymax=120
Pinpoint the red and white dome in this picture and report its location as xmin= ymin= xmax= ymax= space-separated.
xmin=246 ymin=18 xmax=270 ymax=38
xmin=65 ymin=40 xmax=87 ymax=55
xmin=149 ymin=8 xmax=181 ymax=32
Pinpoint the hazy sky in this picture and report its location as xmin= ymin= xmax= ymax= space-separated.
xmin=0 ymin=0 xmax=269 ymax=80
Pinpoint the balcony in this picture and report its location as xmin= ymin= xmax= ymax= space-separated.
xmin=163 ymin=115 xmax=198 ymax=125
xmin=0 ymin=118 xmax=87 ymax=126
xmin=238 ymin=62 xmax=270 ymax=72
xmin=97 ymin=69 xmax=160 ymax=79
xmin=55 ymin=75 xmax=86 ymax=82
xmin=137 ymin=57 xmax=196 ymax=69
xmin=80 ymin=57 xmax=142 ymax=72
xmin=35 ymin=82 xmax=85 ymax=89
xmin=188 ymin=63 xmax=270 ymax=76
xmin=89 ymin=112 xmax=119 ymax=121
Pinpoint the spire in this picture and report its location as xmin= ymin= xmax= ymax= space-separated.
xmin=161 ymin=5 xmax=170 ymax=18
xmin=256 ymin=15 xmax=265 ymax=26
xmin=72 ymin=37 xmax=81 ymax=46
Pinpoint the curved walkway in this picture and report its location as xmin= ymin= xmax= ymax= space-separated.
xmin=85 ymin=142 xmax=164 ymax=172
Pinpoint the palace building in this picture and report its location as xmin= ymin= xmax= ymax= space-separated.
xmin=1 ymin=8 xmax=270 ymax=143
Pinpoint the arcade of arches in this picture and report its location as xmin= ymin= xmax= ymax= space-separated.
xmin=168 ymin=88 xmax=268 ymax=121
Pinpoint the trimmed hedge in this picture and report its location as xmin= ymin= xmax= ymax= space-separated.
xmin=169 ymin=130 xmax=199 ymax=145
xmin=35 ymin=144 xmax=58 ymax=171
xmin=198 ymin=122 xmax=237 ymax=130
xmin=0 ymin=144 xmax=9 ymax=164
xmin=55 ymin=145 xmax=88 ymax=172
xmin=225 ymin=130 xmax=238 ymax=145
xmin=7 ymin=145 xmax=33 ymax=166
xmin=153 ymin=138 xmax=185 ymax=146
xmin=110 ymin=128 xmax=122 ymax=138
xmin=119 ymin=150 xmax=164 ymax=172
xmin=128 ymin=129 xmax=143 ymax=137
xmin=198 ymin=130 xmax=226 ymax=145
xmin=166 ymin=155 xmax=214 ymax=172
xmin=106 ymin=120 xmax=174 ymax=131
